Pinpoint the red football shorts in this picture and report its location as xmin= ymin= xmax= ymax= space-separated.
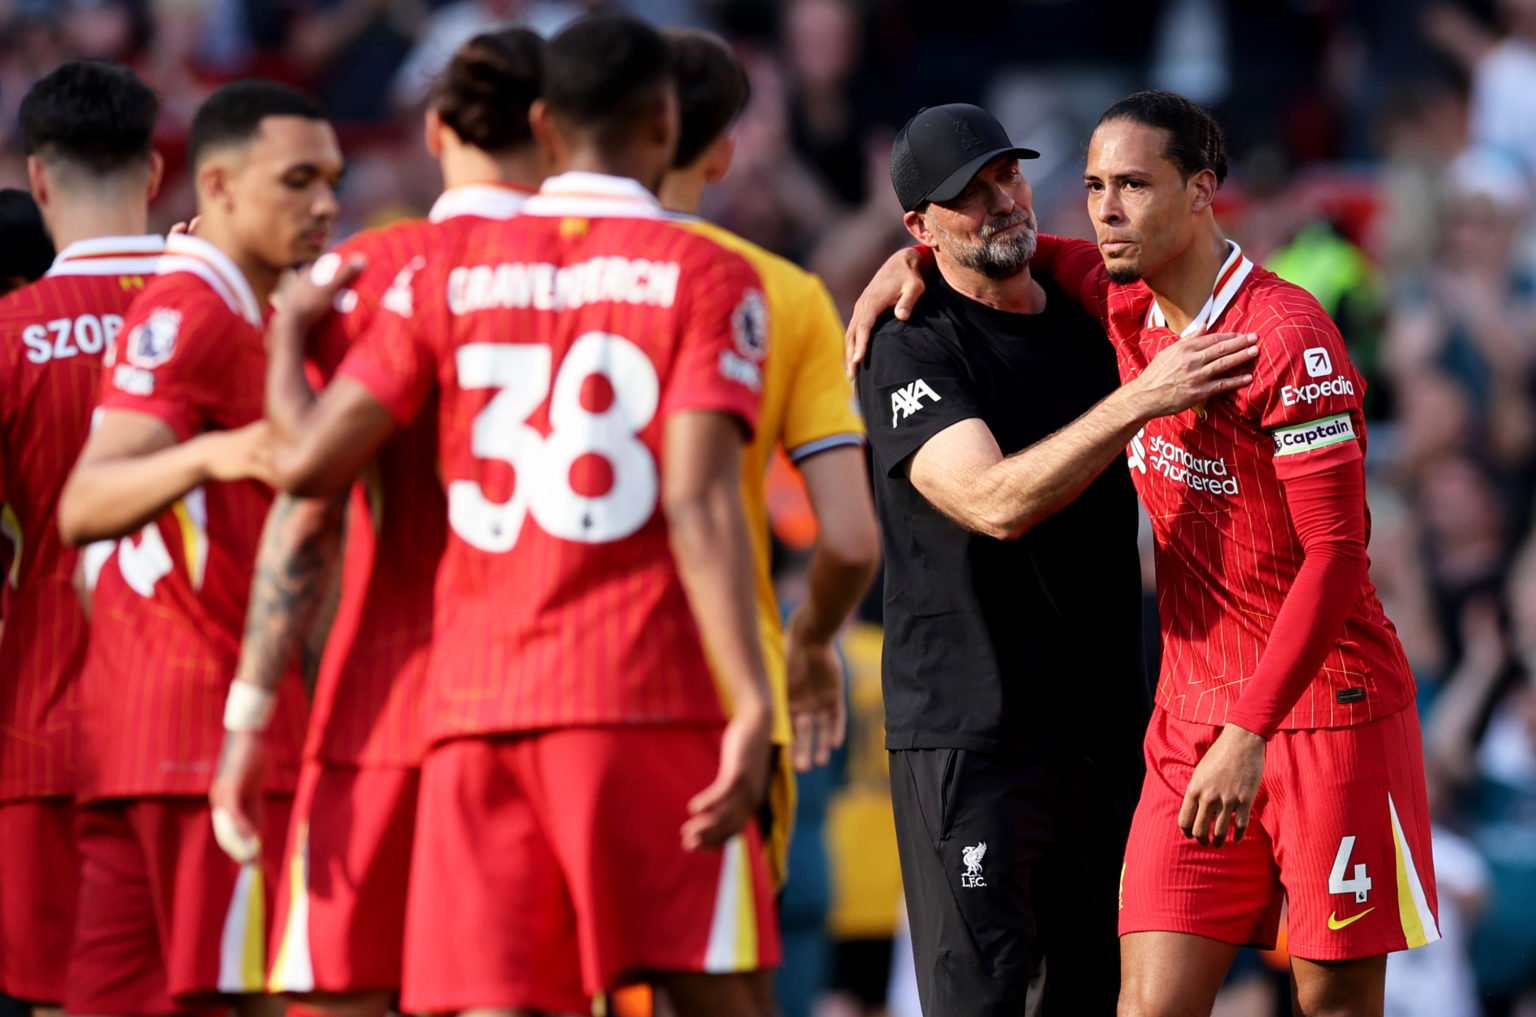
xmin=268 ymin=762 xmax=417 ymax=993
xmin=403 ymin=726 xmax=781 ymax=1013
xmin=0 ymin=798 xmax=78 ymax=1002
xmin=1119 ymin=707 xmax=1440 ymax=960
xmin=65 ymin=795 xmax=293 ymax=1015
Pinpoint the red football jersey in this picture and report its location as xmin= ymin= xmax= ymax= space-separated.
xmin=0 ymin=236 xmax=165 ymax=800
xmin=1038 ymin=236 xmax=1415 ymax=731
xmin=340 ymin=171 xmax=766 ymax=743
xmin=304 ymin=184 xmax=530 ymax=767
xmin=79 ymin=233 xmax=307 ymax=800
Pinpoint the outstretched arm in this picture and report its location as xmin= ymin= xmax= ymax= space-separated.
xmin=909 ymin=332 xmax=1258 ymax=540
xmin=58 ymin=411 xmax=271 ymax=545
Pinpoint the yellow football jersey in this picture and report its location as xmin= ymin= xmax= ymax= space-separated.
xmin=678 ymin=216 xmax=865 ymax=886
xmin=679 ymin=216 xmax=865 ymax=743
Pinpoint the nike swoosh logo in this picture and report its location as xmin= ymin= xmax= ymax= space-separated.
xmin=1327 ymin=908 xmax=1375 ymax=931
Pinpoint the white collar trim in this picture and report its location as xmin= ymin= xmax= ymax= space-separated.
xmin=46 ymin=234 xmax=166 ymax=278
xmin=523 ymin=171 xmax=665 ymax=220
xmin=160 ymin=233 xmax=263 ymax=326
xmin=428 ymin=184 xmax=533 ymax=223
xmin=1146 ymin=240 xmax=1253 ymax=337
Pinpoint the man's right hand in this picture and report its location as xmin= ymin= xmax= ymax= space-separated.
xmin=1123 ymin=332 xmax=1259 ymax=419
xmin=845 ymin=247 xmax=930 ymax=377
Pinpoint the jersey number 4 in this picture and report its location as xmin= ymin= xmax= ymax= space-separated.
xmin=450 ymin=332 xmax=659 ymax=552
xmin=1329 ymin=835 xmax=1372 ymax=903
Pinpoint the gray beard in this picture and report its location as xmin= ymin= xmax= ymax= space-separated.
xmin=954 ymin=226 xmax=1038 ymax=279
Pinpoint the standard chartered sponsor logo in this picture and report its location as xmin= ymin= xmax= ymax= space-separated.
xmin=1281 ymin=375 xmax=1355 ymax=406
xmin=1272 ymin=413 xmax=1356 ymax=456
xmin=1127 ymin=429 xmax=1239 ymax=495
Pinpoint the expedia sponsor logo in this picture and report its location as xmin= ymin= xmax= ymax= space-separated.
xmin=1272 ymin=413 xmax=1357 ymax=457
xmin=1138 ymin=432 xmax=1239 ymax=495
xmin=1281 ymin=375 xmax=1355 ymax=407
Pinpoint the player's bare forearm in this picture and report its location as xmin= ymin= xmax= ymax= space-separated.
xmin=60 ymin=450 xmax=200 ymax=544
xmin=267 ymin=377 xmax=397 ymax=498
xmin=59 ymin=416 xmax=266 ymax=545
xmin=791 ymin=446 xmax=880 ymax=642
xmin=235 ymin=493 xmax=345 ymax=695
xmin=664 ymin=413 xmax=772 ymax=722
xmin=265 ymin=311 xmax=319 ymax=445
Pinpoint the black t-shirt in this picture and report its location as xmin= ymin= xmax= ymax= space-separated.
xmin=858 ymin=271 xmax=1150 ymax=762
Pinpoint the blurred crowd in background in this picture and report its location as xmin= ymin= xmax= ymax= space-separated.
xmin=5 ymin=0 xmax=1536 ymax=1014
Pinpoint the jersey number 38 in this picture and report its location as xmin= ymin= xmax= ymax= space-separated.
xmin=449 ymin=331 xmax=659 ymax=552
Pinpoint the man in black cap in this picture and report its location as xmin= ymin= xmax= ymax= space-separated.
xmin=859 ymin=103 xmax=1258 ymax=1015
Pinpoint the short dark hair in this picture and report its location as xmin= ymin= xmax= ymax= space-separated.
xmin=0 ymin=189 xmax=55 ymax=294
xmin=19 ymin=61 xmax=158 ymax=176
xmin=433 ymin=28 xmax=543 ymax=154
xmin=543 ymin=14 xmax=673 ymax=152
xmin=188 ymin=80 xmax=326 ymax=169
xmin=667 ymin=29 xmax=751 ymax=169
xmin=1097 ymin=90 xmax=1228 ymax=186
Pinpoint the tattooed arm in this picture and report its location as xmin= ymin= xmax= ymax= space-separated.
xmin=208 ymin=492 xmax=345 ymax=863
xmin=237 ymin=493 xmax=347 ymax=696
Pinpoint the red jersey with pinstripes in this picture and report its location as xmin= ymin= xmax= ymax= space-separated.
xmin=304 ymin=184 xmax=530 ymax=767
xmin=339 ymin=172 xmax=766 ymax=744
xmin=79 ymin=234 xmax=306 ymax=801
xmin=0 ymin=236 xmax=164 ymax=800
xmin=1036 ymin=234 xmax=1415 ymax=731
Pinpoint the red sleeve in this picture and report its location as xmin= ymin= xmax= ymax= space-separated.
xmin=335 ymin=258 xmax=439 ymax=425
xmin=1251 ymin=295 xmax=1365 ymax=480
xmin=98 ymin=297 xmax=219 ymax=441
xmin=307 ymin=231 xmax=406 ymax=380
xmin=1225 ymin=457 xmax=1370 ymax=739
xmin=1031 ymin=234 xmax=1110 ymax=324
xmin=661 ymin=247 xmax=764 ymax=436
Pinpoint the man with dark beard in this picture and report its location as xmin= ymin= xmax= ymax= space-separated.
xmin=857 ymin=103 xmax=1258 ymax=1016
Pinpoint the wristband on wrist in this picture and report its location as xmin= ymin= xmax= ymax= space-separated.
xmin=223 ymin=680 xmax=276 ymax=732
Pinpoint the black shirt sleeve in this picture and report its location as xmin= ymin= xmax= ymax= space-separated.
xmin=858 ymin=316 xmax=984 ymax=478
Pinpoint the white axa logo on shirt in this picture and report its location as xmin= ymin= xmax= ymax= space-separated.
xmin=1127 ymin=428 xmax=1240 ymax=495
xmin=1281 ymin=375 xmax=1355 ymax=407
xmin=890 ymin=378 xmax=941 ymax=427
xmin=1272 ymin=413 xmax=1357 ymax=457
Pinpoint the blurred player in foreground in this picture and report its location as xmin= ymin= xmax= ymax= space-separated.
xmin=0 ymin=60 xmax=163 ymax=1014
xmin=207 ymin=28 xmax=552 ymax=1016
xmin=262 ymin=14 xmax=780 ymax=1016
xmin=57 ymin=80 xmax=342 ymax=1015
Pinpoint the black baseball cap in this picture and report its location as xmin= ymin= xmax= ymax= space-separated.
xmin=890 ymin=103 xmax=1039 ymax=212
